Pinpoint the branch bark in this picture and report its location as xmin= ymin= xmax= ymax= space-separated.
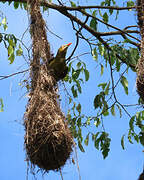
xmin=99 ymin=30 xmax=139 ymax=36
xmin=0 ymin=0 xmax=136 ymax=11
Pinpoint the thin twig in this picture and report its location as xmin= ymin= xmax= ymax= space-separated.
xmin=67 ymin=16 xmax=89 ymax=62
xmin=59 ymin=168 xmax=64 ymax=180
xmin=46 ymin=25 xmax=63 ymax=40
xmin=74 ymin=143 xmax=81 ymax=180
xmin=0 ymin=69 xmax=29 ymax=80
xmin=108 ymin=50 xmax=132 ymax=118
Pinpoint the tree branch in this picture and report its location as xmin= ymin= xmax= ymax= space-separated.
xmin=99 ymin=30 xmax=139 ymax=36
xmin=0 ymin=0 xmax=136 ymax=11
xmin=59 ymin=5 xmax=136 ymax=11
xmin=78 ymin=9 xmax=140 ymax=42
xmin=1 ymin=0 xmax=139 ymax=42
xmin=0 ymin=0 xmax=137 ymax=69
xmin=55 ymin=7 xmax=136 ymax=68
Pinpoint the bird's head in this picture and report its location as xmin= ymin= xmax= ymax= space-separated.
xmin=56 ymin=43 xmax=72 ymax=58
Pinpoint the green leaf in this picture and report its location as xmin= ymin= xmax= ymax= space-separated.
xmin=116 ymin=104 xmax=122 ymax=118
xmin=84 ymin=133 xmax=89 ymax=146
xmin=78 ymin=128 xmax=83 ymax=142
xmin=98 ymin=83 xmax=107 ymax=90
xmin=100 ymin=132 xmax=111 ymax=159
xmin=71 ymin=85 xmax=78 ymax=98
xmin=120 ymin=76 xmax=128 ymax=95
xmin=98 ymin=43 xmax=104 ymax=56
xmin=94 ymin=95 xmax=101 ymax=109
xmin=22 ymin=2 xmax=27 ymax=10
xmin=2 ymin=17 xmax=7 ymax=30
xmin=8 ymin=53 xmax=15 ymax=64
xmin=9 ymin=39 xmax=15 ymax=47
xmin=92 ymin=132 xmax=100 ymax=141
xmin=77 ymin=117 xmax=81 ymax=127
xmin=78 ymin=141 xmax=85 ymax=152
xmin=103 ymin=109 xmax=109 ymax=116
xmin=76 ymin=103 xmax=81 ymax=114
xmin=69 ymin=97 xmax=72 ymax=104
xmin=104 ymin=81 xmax=110 ymax=95
xmin=76 ymin=80 xmax=82 ymax=93
xmin=2 ymin=17 xmax=7 ymax=25
xmin=121 ymin=135 xmax=125 ymax=150
xmin=116 ymin=59 xmax=121 ymax=72
xmin=129 ymin=116 xmax=135 ymax=132
xmin=90 ymin=18 xmax=97 ymax=31
xmin=84 ymin=69 xmax=89 ymax=81
xmin=109 ymin=53 xmax=115 ymax=65
xmin=94 ymin=92 xmax=105 ymax=109
xmin=72 ymin=69 xmax=81 ymax=79
xmin=109 ymin=8 xmax=113 ymax=15
xmin=92 ymin=10 xmax=97 ymax=17
xmin=16 ymin=44 xmax=23 ymax=56
xmin=8 ymin=45 xmax=14 ymax=56
xmin=112 ymin=0 xmax=116 ymax=5
xmin=77 ymin=62 xmax=81 ymax=68
xmin=92 ymin=48 xmax=98 ymax=61
xmin=100 ymin=64 xmax=104 ymax=76
xmin=111 ymin=105 xmax=115 ymax=116
xmin=128 ymin=48 xmax=139 ymax=67
xmin=0 ymin=34 xmax=3 ymax=43
xmin=94 ymin=137 xmax=100 ymax=150
xmin=86 ymin=117 xmax=91 ymax=125
xmin=0 ymin=98 xmax=4 ymax=112
xmin=94 ymin=117 xmax=101 ymax=127
xmin=127 ymin=0 xmax=134 ymax=7
xmin=14 ymin=2 xmax=19 ymax=9
xmin=128 ymin=130 xmax=133 ymax=144
xmin=103 ymin=12 xmax=109 ymax=23
xmin=70 ymin=1 xmax=76 ymax=7
xmin=134 ymin=134 xmax=139 ymax=143
xmin=139 ymin=132 xmax=144 ymax=146
xmin=115 ymin=10 xmax=119 ymax=20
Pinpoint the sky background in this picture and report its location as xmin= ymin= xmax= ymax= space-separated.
xmin=0 ymin=0 xmax=144 ymax=180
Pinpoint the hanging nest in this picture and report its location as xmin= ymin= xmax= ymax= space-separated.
xmin=136 ymin=0 xmax=144 ymax=101
xmin=136 ymin=57 xmax=144 ymax=101
xmin=24 ymin=65 xmax=73 ymax=171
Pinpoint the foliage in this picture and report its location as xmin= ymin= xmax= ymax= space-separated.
xmin=63 ymin=0 xmax=141 ymax=158
xmin=0 ymin=98 xmax=4 ymax=112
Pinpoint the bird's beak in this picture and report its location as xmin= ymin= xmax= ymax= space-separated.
xmin=62 ymin=43 xmax=72 ymax=50
xmin=66 ymin=43 xmax=72 ymax=46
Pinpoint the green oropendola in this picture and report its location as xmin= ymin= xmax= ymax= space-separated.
xmin=48 ymin=43 xmax=72 ymax=81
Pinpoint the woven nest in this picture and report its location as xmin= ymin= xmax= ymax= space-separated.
xmin=24 ymin=65 xmax=73 ymax=171
xmin=136 ymin=56 xmax=144 ymax=101
xmin=136 ymin=0 xmax=144 ymax=101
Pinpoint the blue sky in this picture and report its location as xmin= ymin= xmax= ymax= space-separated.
xmin=0 ymin=1 xmax=144 ymax=180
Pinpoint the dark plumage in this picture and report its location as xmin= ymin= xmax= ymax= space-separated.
xmin=48 ymin=43 xmax=72 ymax=81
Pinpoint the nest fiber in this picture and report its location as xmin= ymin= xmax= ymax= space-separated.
xmin=24 ymin=65 xmax=73 ymax=171
xmin=136 ymin=0 xmax=144 ymax=101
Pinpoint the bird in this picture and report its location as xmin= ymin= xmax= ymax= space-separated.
xmin=48 ymin=43 xmax=72 ymax=81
